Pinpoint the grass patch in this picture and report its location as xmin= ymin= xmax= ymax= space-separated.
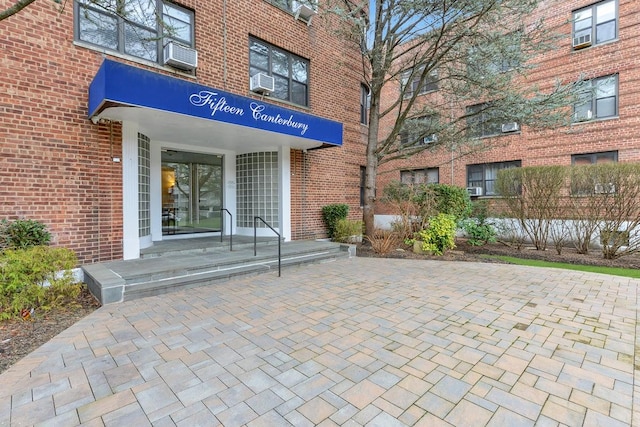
xmin=481 ymin=255 xmax=640 ymax=279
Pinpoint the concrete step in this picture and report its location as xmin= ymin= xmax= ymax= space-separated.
xmin=82 ymin=240 xmax=353 ymax=305
xmin=139 ymin=235 xmax=278 ymax=259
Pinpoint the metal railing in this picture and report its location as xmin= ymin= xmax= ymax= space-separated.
xmin=254 ymin=216 xmax=281 ymax=277
xmin=220 ymin=208 xmax=233 ymax=251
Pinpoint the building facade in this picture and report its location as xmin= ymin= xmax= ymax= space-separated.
xmin=375 ymin=0 xmax=640 ymax=218
xmin=1 ymin=0 xmax=367 ymax=262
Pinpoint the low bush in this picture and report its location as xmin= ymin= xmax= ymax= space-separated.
xmin=416 ymin=213 xmax=457 ymax=255
xmin=333 ymin=219 xmax=363 ymax=243
xmin=321 ymin=204 xmax=349 ymax=239
xmin=365 ymin=229 xmax=401 ymax=255
xmin=462 ymin=201 xmax=497 ymax=246
xmin=0 ymin=246 xmax=81 ymax=319
xmin=0 ymin=219 xmax=51 ymax=250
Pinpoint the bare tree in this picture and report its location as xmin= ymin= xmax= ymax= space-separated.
xmin=325 ymin=0 xmax=587 ymax=237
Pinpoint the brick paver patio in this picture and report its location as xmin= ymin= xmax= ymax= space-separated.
xmin=1 ymin=257 xmax=638 ymax=426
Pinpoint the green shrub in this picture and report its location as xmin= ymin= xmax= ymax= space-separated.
xmin=462 ymin=201 xmax=497 ymax=246
xmin=321 ymin=204 xmax=349 ymax=239
xmin=462 ymin=219 xmax=497 ymax=246
xmin=416 ymin=213 xmax=457 ymax=255
xmin=0 ymin=219 xmax=51 ymax=250
xmin=431 ymin=184 xmax=472 ymax=222
xmin=333 ymin=219 xmax=363 ymax=242
xmin=0 ymin=246 xmax=79 ymax=319
xmin=382 ymin=182 xmax=471 ymax=239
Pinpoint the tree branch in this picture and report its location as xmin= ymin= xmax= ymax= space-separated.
xmin=0 ymin=0 xmax=37 ymax=21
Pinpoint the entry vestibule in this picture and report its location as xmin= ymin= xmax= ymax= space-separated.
xmin=88 ymin=59 xmax=342 ymax=260
xmin=161 ymin=150 xmax=224 ymax=236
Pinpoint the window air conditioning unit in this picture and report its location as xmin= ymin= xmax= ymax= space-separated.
xmin=594 ymin=183 xmax=615 ymax=194
xmin=501 ymin=122 xmax=520 ymax=133
xmin=422 ymin=134 xmax=437 ymax=144
xmin=250 ymin=73 xmax=275 ymax=94
xmin=574 ymin=109 xmax=593 ymax=122
xmin=292 ymin=0 xmax=318 ymax=24
xmin=467 ymin=187 xmax=483 ymax=197
xmin=163 ymin=41 xmax=198 ymax=71
xmin=572 ymin=33 xmax=592 ymax=49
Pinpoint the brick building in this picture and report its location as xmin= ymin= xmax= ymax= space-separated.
xmin=1 ymin=0 xmax=367 ymax=262
xmin=375 ymin=0 xmax=640 ymax=219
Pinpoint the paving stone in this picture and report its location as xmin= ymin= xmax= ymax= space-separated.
xmin=340 ymin=379 xmax=386 ymax=410
xmin=445 ymin=399 xmax=493 ymax=427
xmin=1 ymin=258 xmax=638 ymax=426
xmin=486 ymin=406 xmax=535 ymax=427
xmin=298 ymin=396 xmax=338 ymax=424
xmin=430 ymin=375 xmax=472 ymax=404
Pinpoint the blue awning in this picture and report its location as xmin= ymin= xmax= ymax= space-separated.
xmin=89 ymin=59 xmax=343 ymax=148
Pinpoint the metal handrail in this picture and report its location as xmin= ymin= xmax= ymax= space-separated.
xmin=254 ymin=216 xmax=281 ymax=277
xmin=220 ymin=208 xmax=233 ymax=251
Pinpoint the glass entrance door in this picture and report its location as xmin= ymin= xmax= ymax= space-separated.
xmin=161 ymin=151 xmax=223 ymax=235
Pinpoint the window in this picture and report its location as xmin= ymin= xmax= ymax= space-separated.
xmin=572 ymin=150 xmax=618 ymax=165
xmin=468 ymin=35 xmax=521 ymax=77
xmin=250 ymin=38 xmax=309 ymax=106
xmin=360 ymin=84 xmax=370 ymax=125
xmin=466 ymin=103 xmax=518 ymax=138
xmin=573 ymin=75 xmax=618 ymax=122
xmin=75 ymin=0 xmax=194 ymax=65
xmin=573 ymin=0 xmax=617 ymax=48
xmin=571 ymin=151 xmax=618 ymax=195
xmin=401 ymin=168 xmax=439 ymax=185
xmin=400 ymin=115 xmax=438 ymax=146
xmin=467 ymin=161 xmax=521 ymax=196
xmin=360 ymin=166 xmax=366 ymax=206
xmin=267 ymin=0 xmax=317 ymax=14
xmin=401 ymin=68 xmax=438 ymax=98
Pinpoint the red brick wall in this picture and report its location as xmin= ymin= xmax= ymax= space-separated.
xmin=0 ymin=1 xmax=367 ymax=261
xmin=376 ymin=0 xmax=640 ymax=215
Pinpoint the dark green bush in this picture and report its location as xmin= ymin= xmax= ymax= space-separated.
xmin=0 ymin=219 xmax=51 ymax=250
xmin=431 ymin=184 xmax=472 ymax=222
xmin=321 ymin=204 xmax=349 ymax=239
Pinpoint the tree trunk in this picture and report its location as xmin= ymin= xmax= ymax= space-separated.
xmin=363 ymin=93 xmax=381 ymax=238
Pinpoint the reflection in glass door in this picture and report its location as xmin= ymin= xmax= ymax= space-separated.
xmin=161 ymin=151 xmax=223 ymax=235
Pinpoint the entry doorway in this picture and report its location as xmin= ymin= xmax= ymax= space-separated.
xmin=161 ymin=150 xmax=223 ymax=235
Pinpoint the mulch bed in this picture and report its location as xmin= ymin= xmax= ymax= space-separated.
xmin=1 ymin=239 xmax=637 ymax=375
xmin=357 ymin=238 xmax=640 ymax=270
xmin=0 ymin=286 xmax=101 ymax=374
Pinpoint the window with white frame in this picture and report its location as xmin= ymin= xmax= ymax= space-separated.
xmin=401 ymin=168 xmax=439 ymax=185
xmin=75 ymin=0 xmax=194 ymax=65
xmin=401 ymin=68 xmax=438 ymax=98
xmin=573 ymin=74 xmax=618 ymax=122
xmin=573 ymin=0 xmax=617 ymax=49
xmin=360 ymin=84 xmax=370 ymax=125
xmin=250 ymin=38 xmax=309 ymax=106
xmin=467 ymin=161 xmax=521 ymax=196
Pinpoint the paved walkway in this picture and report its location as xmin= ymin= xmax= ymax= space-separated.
xmin=1 ymin=258 xmax=638 ymax=426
